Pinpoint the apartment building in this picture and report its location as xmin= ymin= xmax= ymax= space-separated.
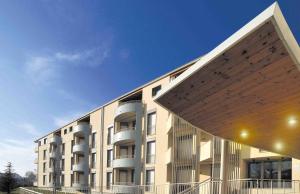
xmin=34 ymin=2 xmax=300 ymax=194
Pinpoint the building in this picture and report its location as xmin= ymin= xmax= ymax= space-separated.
xmin=34 ymin=2 xmax=300 ymax=193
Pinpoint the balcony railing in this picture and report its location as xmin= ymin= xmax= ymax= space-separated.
xmin=115 ymin=155 xmax=135 ymax=159
xmin=107 ymin=160 xmax=112 ymax=167
xmin=146 ymin=154 xmax=155 ymax=164
xmin=115 ymin=127 xmax=135 ymax=134
xmin=147 ymin=126 xmax=156 ymax=136
xmin=18 ymin=179 xmax=300 ymax=194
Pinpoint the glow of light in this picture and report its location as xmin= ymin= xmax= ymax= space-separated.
xmin=288 ymin=117 xmax=297 ymax=127
xmin=274 ymin=142 xmax=283 ymax=151
xmin=240 ymin=130 xmax=248 ymax=139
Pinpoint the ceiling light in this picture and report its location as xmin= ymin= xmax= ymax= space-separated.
xmin=288 ymin=117 xmax=297 ymax=127
xmin=240 ymin=130 xmax=248 ymax=139
xmin=274 ymin=142 xmax=283 ymax=151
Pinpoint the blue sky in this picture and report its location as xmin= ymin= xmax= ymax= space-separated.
xmin=0 ymin=0 xmax=299 ymax=175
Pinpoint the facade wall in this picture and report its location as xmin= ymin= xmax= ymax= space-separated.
xmin=34 ymin=64 xmax=300 ymax=191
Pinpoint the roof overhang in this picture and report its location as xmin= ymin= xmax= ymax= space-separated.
xmin=155 ymin=3 xmax=300 ymax=158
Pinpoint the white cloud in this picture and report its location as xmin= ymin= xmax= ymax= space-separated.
xmin=25 ymin=56 xmax=57 ymax=84
xmin=0 ymin=139 xmax=35 ymax=176
xmin=53 ymin=111 xmax=86 ymax=127
xmin=16 ymin=123 xmax=41 ymax=136
xmin=25 ymin=45 xmax=111 ymax=84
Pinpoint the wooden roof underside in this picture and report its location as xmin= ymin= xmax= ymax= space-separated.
xmin=155 ymin=3 xmax=300 ymax=158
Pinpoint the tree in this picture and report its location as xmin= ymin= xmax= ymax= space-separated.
xmin=24 ymin=171 xmax=36 ymax=186
xmin=0 ymin=162 xmax=17 ymax=193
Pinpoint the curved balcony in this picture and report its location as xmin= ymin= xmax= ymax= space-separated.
xmin=48 ymin=166 xmax=54 ymax=173
xmin=34 ymin=146 xmax=38 ymax=153
xmin=73 ymin=182 xmax=86 ymax=188
xmin=73 ymin=163 xmax=86 ymax=172
xmin=115 ymin=101 xmax=142 ymax=121
xmin=34 ymin=158 xmax=38 ymax=164
xmin=73 ymin=143 xmax=86 ymax=155
xmin=49 ymin=151 xmax=58 ymax=158
xmin=112 ymin=155 xmax=135 ymax=169
xmin=73 ymin=123 xmax=90 ymax=137
xmin=112 ymin=128 xmax=136 ymax=144
xmin=49 ymin=136 xmax=61 ymax=145
xmin=112 ymin=184 xmax=137 ymax=193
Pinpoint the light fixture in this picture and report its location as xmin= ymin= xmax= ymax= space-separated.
xmin=288 ymin=116 xmax=297 ymax=127
xmin=274 ymin=142 xmax=283 ymax=151
xmin=240 ymin=130 xmax=248 ymax=139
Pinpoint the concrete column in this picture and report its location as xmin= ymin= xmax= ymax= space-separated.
xmin=220 ymin=139 xmax=229 ymax=194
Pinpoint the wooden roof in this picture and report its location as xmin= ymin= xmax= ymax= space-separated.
xmin=155 ymin=3 xmax=300 ymax=158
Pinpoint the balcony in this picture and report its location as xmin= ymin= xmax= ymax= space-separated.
xmin=48 ymin=166 xmax=54 ymax=173
xmin=112 ymin=155 xmax=135 ymax=168
xmin=73 ymin=143 xmax=86 ymax=155
xmin=49 ymin=151 xmax=58 ymax=158
xmin=112 ymin=183 xmax=137 ymax=194
xmin=49 ymin=136 xmax=61 ymax=145
xmin=73 ymin=162 xmax=86 ymax=172
xmin=34 ymin=158 xmax=38 ymax=164
xmin=34 ymin=146 xmax=38 ymax=153
xmin=113 ymin=128 xmax=136 ymax=144
xmin=73 ymin=123 xmax=90 ymax=137
xmin=73 ymin=181 xmax=86 ymax=188
xmin=115 ymin=101 xmax=142 ymax=121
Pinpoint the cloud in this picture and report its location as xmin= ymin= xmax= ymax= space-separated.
xmin=16 ymin=123 xmax=41 ymax=136
xmin=53 ymin=111 xmax=87 ymax=127
xmin=25 ymin=56 xmax=57 ymax=84
xmin=25 ymin=45 xmax=111 ymax=84
xmin=0 ymin=139 xmax=35 ymax=176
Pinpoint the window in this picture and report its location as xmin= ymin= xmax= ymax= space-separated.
xmin=61 ymin=159 xmax=65 ymax=171
xmin=107 ymin=127 xmax=113 ymax=145
xmin=49 ymin=173 xmax=52 ymax=183
xmin=71 ymin=157 xmax=74 ymax=170
xmin=61 ymin=143 xmax=65 ymax=155
xmin=71 ymin=140 xmax=74 ymax=152
xmin=92 ymin=133 xmax=96 ymax=148
xmin=147 ymin=112 xmax=156 ymax=135
xmin=107 ymin=150 xmax=113 ymax=167
xmin=43 ymin=175 xmax=46 ymax=185
xmin=281 ymin=160 xmax=292 ymax=180
xmin=91 ymin=153 xmax=96 ymax=168
xmin=43 ymin=138 xmax=47 ymax=144
xmin=61 ymin=174 xmax=64 ymax=186
xmin=131 ymin=170 xmax=135 ymax=183
xmin=71 ymin=174 xmax=74 ymax=186
xmin=91 ymin=173 xmax=96 ymax=188
xmin=38 ymin=141 xmax=41 ymax=146
xmin=152 ymin=85 xmax=161 ymax=97
xmin=146 ymin=170 xmax=155 ymax=192
xmin=247 ymin=159 xmax=292 ymax=188
xmin=146 ymin=141 xmax=156 ymax=164
xmin=43 ymin=162 xmax=46 ymax=173
xmin=64 ymin=129 xmax=67 ymax=134
xmin=106 ymin=172 xmax=112 ymax=189
xmin=69 ymin=126 xmax=73 ymax=132
xmin=43 ymin=150 xmax=47 ymax=160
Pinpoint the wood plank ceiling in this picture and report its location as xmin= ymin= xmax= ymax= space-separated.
xmin=156 ymin=21 xmax=300 ymax=158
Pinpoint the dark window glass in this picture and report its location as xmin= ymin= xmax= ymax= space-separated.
xmin=152 ymin=85 xmax=161 ymax=97
xmin=248 ymin=162 xmax=261 ymax=179
xmin=281 ymin=160 xmax=292 ymax=180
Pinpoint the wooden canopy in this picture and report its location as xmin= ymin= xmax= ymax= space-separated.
xmin=155 ymin=3 xmax=300 ymax=158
